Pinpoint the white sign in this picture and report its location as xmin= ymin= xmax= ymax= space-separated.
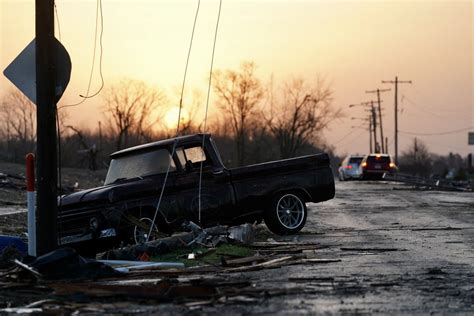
xmin=3 ymin=38 xmax=71 ymax=105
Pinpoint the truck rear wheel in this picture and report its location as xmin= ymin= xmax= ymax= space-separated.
xmin=264 ymin=192 xmax=307 ymax=235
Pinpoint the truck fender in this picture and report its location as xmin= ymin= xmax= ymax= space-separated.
xmin=271 ymin=187 xmax=312 ymax=203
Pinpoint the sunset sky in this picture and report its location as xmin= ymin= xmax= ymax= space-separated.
xmin=1 ymin=0 xmax=473 ymax=156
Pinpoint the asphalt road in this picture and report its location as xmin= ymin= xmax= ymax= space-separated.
xmin=1 ymin=180 xmax=473 ymax=314
xmin=190 ymin=180 xmax=474 ymax=314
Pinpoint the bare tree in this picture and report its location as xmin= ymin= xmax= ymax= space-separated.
xmin=169 ymin=88 xmax=204 ymax=135
xmin=265 ymin=77 xmax=340 ymax=159
xmin=65 ymin=125 xmax=99 ymax=170
xmin=399 ymin=137 xmax=432 ymax=176
xmin=213 ymin=62 xmax=264 ymax=165
xmin=102 ymin=79 xmax=167 ymax=150
xmin=0 ymin=90 xmax=36 ymax=160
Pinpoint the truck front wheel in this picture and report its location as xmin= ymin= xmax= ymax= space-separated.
xmin=264 ymin=193 xmax=307 ymax=235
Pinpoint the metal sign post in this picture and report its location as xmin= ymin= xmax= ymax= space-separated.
xmin=25 ymin=154 xmax=36 ymax=257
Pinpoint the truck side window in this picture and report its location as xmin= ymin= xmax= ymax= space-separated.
xmin=176 ymin=146 xmax=208 ymax=170
xmin=185 ymin=146 xmax=206 ymax=165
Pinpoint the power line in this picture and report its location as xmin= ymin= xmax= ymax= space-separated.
xmin=199 ymin=0 xmax=223 ymax=225
xmin=336 ymin=129 xmax=367 ymax=147
xmin=54 ymin=3 xmax=61 ymax=40
xmin=399 ymin=133 xmax=468 ymax=152
xmin=399 ymin=126 xmax=473 ymax=136
xmin=59 ymin=0 xmax=104 ymax=109
xmin=333 ymin=130 xmax=357 ymax=145
xmin=348 ymin=101 xmax=378 ymax=152
xmin=176 ymin=0 xmax=201 ymax=135
xmin=147 ymin=0 xmax=202 ymax=242
xmin=401 ymin=94 xmax=463 ymax=119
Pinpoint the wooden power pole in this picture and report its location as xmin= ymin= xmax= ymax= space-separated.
xmin=370 ymin=101 xmax=379 ymax=153
xmin=36 ymin=0 xmax=58 ymax=255
xmin=369 ymin=119 xmax=373 ymax=153
xmin=366 ymin=88 xmax=390 ymax=153
xmin=382 ymin=76 xmax=412 ymax=164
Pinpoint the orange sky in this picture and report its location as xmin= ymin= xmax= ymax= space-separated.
xmin=1 ymin=0 xmax=473 ymax=156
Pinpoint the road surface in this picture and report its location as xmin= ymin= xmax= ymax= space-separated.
xmin=189 ymin=180 xmax=474 ymax=314
xmin=1 ymin=180 xmax=473 ymax=314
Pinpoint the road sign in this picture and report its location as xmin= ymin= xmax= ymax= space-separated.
xmin=469 ymin=132 xmax=474 ymax=145
xmin=3 ymin=38 xmax=71 ymax=105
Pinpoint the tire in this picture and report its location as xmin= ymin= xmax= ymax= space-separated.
xmin=133 ymin=217 xmax=160 ymax=244
xmin=264 ymin=192 xmax=307 ymax=235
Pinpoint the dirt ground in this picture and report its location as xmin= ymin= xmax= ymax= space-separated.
xmin=1 ymin=177 xmax=473 ymax=314
xmin=0 ymin=161 xmax=106 ymax=201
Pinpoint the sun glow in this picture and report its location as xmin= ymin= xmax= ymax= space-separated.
xmin=163 ymin=106 xmax=190 ymax=130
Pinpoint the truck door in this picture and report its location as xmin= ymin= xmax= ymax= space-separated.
xmin=174 ymin=145 xmax=234 ymax=225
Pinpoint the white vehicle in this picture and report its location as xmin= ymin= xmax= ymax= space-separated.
xmin=338 ymin=155 xmax=364 ymax=181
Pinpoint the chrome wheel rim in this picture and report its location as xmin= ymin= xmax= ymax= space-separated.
xmin=276 ymin=194 xmax=305 ymax=229
xmin=133 ymin=217 xmax=158 ymax=244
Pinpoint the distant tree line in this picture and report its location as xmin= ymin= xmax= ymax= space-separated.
xmin=0 ymin=61 xmax=341 ymax=172
xmin=397 ymin=138 xmax=471 ymax=180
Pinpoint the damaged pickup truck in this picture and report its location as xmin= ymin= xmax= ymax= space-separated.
xmin=58 ymin=134 xmax=335 ymax=251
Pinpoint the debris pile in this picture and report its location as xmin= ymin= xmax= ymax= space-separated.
xmin=0 ymin=172 xmax=25 ymax=191
xmin=100 ymin=223 xmax=255 ymax=261
xmin=0 ymin=224 xmax=340 ymax=312
xmin=383 ymin=173 xmax=473 ymax=192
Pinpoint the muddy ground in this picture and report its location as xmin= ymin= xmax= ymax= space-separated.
xmin=1 ymin=178 xmax=473 ymax=314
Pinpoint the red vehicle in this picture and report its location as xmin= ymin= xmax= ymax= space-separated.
xmin=359 ymin=154 xmax=397 ymax=179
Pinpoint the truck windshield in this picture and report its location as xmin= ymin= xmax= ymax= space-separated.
xmin=105 ymin=149 xmax=176 ymax=185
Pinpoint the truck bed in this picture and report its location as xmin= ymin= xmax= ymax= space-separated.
xmin=230 ymin=153 xmax=335 ymax=206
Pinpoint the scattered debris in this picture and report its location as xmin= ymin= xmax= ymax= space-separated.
xmin=228 ymin=224 xmax=255 ymax=244
xmin=221 ymin=255 xmax=265 ymax=267
xmin=100 ymin=224 xmax=255 ymax=261
xmin=0 ymin=245 xmax=25 ymax=269
xmin=426 ymin=267 xmax=448 ymax=275
xmin=14 ymin=247 xmax=121 ymax=280
xmin=340 ymin=247 xmax=403 ymax=252
xmin=370 ymin=282 xmax=399 ymax=287
xmin=0 ymin=235 xmax=27 ymax=256
xmin=383 ymin=173 xmax=473 ymax=192
xmin=411 ymin=227 xmax=462 ymax=231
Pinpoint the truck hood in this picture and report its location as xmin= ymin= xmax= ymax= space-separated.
xmin=60 ymin=185 xmax=113 ymax=206
xmin=59 ymin=177 xmax=162 ymax=208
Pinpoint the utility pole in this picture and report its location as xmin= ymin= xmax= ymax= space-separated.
xmin=349 ymin=101 xmax=377 ymax=152
xmin=36 ymin=0 xmax=58 ymax=255
xmin=98 ymin=121 xmax=103 ymax=151
xmin=366 ymin=88 xmax=390 ymax=153
xmin=370 ymin=101 xmax=379 ymax=153
xmin=414 ymin=137 xmax=418 ymax=163
xmin=382 ymin=76 xmax=412 ymax=165
xmin=369 ymin=119 xmax=373 ymax=153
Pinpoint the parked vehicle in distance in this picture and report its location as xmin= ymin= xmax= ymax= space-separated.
xmin=359 ymin=153 xmax=397 ymax=179
xmin=338 ymin=155 xmax=364 ymax=181
xmin=58 ymin=134 xmax=335 ymax=253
